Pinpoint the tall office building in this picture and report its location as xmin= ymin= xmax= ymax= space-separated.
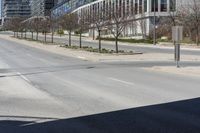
xmin=30 ymin=0 xmax=56 ymax=17
xmin=1 ymin=0 xmax=31 ymax=25
xmin=52 ymin=0 xmax=97 ymax=17
xmin=52 ymin=0 xmax=196 ymax=38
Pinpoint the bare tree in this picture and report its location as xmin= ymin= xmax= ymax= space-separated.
xmin=30 ymin=16 xmax=42 ymax=41
xmin=138 ymin=12 xmax=147 ymax=39
xmin=190 ymin=0 xmax=200 ymax=45
xmin=3 ymin=18 xmax=17 ymax=37
xmin=77 ymin=11 xmax=89 ymax=48
xmin=106 ymin=5 xmax=131 ymax=53
xmin=40 ymin=17 xmax=51 ymax=43
xmin=90 ymin=4 xmax=108 ymax=52
xmin=50 ymin=17 xmax=57 ymax=43
xmin=59 ymin=13 xmax=78 ymax=46
xmin=4 ymin=17 xmax=25 ymax=38
xmin=178 ymin=0 xmax=200 ymax=45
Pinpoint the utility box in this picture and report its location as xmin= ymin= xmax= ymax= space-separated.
xmin=172 ymin=26 xmax=183 ymax=42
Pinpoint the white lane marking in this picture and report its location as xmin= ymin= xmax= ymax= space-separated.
xmin=77 ymin=56 xmax=86 ymax=59
xmin=108 ymin=77 xmax=135 ymax=86
xmin=17 ymin=72 xmax=31 ymax=83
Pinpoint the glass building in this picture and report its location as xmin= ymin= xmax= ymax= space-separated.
xmin=52 ymin=0 xmax=181 ymax=37
xmin=30 ymin=0 xmax=56 ymax=16
xmin=1 ymin=0 xmax=31 ymax=25
xmin=52 ymin=0 xmax=97 ymax=17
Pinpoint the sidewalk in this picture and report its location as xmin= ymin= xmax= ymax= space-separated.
xmin=7 ymin=31 xmax=200 ymax=52
xmin=47 ymin=33 xmax=200 ymax=51
xmin=144 ymin=66 xmax=200 ymax=77
xmin=1 ymin=34 xmax=200 ymax=63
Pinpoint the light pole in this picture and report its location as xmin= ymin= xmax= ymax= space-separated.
xmin=153 ymin=0 xmax=156 ymax=45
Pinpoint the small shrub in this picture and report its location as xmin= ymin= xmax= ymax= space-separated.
xmin=82 ymin=46 xmax=89 ymax=49
xmin=119 ymin=50 xmax=125 ymax=53
xmin=97 ymin=37 xmax=153 ymax=44
xmin=57 ymin=30 xmax=64 ymax=35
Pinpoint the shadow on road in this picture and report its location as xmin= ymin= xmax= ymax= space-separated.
xmin=0 ymin=98 xmax=200 ymax=133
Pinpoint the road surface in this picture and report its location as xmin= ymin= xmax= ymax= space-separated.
xmin=0 ymin=36 xmax=200 ymax=133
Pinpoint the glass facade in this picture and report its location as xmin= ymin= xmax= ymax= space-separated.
xmin=52 ymin=0 xmax=96 ymax=17
xmin=144 ymin=0 xmax=147 ymax=12
xmin=151 ymin=0 xmax=158 ymax=12
xmin=161 ymin=0 xmax=167 ymax=12
xmin=51 ymin=0 xmax=180 ymax=37
xmin=31 ymin=0 xmax=55 ymax=16
xmin=170 ymin=0 xmax=176 ymax=11
xmin=2 ymin=0 xmax=31 ymax=18
xmin=52 ymin=0 xmax=177 ymax=18
xmin=139 ymin=0 xmax=143 ymax=13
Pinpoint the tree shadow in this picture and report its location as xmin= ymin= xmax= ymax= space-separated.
xmin=0 ymin=98 xmax=200 ymax=133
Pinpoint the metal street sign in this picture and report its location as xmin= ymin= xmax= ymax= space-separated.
xmin=172 ymin=26 xmax=183 ymax=68
xmin=175 ymin=44 xmax=180 ymax=61
xmin=172 ymin=26 xmax=183 ymax=42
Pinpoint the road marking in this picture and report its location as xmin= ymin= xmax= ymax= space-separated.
xmin=17 ymin=72 xmax=31 ymax=83
xmin=77 ymin=56 xmax=86 ymax=59
xmin=108 ymin=77 xmax=135 ymax=86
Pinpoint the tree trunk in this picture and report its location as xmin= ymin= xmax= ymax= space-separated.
xmin=14 ymin=32 xmax=15 ymax=37
xmin=32 ymin=32 xmax=33 ymax=40
xmin=196 ymin=28 xmax=199 ymax=46
xmin=25 ymin=31 xmax=27 ymax=39
xmin=36 ymin=31 xmax=38 ymax=41
xmin=79 ymin=32 xmax=82 ymax=48
xmin=21 ymin=32 xmax=23 ymax=38
xmin=17 ymin=31 xmax=18 ymax=38
xmin=93 ymin=28 xmax=95 ymax=40
xmin=45 ymin=32 xmax=47 ymax=43
xmin=69 ymin=31 xmax=71 ymax=46
xmin=51 ymin=31 xmax=54 ymax=43
xmin=115 ymin=37 xmax=119 ymax=53
xmin=98 ymin=30 xmax=101 ymax=52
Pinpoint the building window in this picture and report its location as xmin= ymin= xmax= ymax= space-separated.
xmin=109 ymin=0 xmax=112 ymax=17
xmin=139 ymin=0 xmax=142 ymax=13
xmin=126 ymin=0 xmax=129 ymax=16
xmin=116 ymin=0 xmax=118 ymax=13
xmin=119 ymin=0 xmax=122 ymax=17
xmin=135 ymin=0 xmax=138 ymax=14
xmin=151 ymin=0 xmax=158 ymax=12
xmin=170 ymin=0 xmax=176 ymax=11
xmin=144 ymin=0 xmax=147 ymax=12
xmin=161 ymin=0 xmax=167 ymax=12
xmin=131 ymin=0 xmax=134 ymax=14
xmin=123 ymin=0 xmax=125 ymax=16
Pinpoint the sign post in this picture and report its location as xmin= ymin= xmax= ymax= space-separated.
xmin=172 ymin=26 xmax=183 ymax=68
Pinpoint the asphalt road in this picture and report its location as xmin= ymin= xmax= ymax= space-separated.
xmin=0 ymin=36 xmax=200 ymax=133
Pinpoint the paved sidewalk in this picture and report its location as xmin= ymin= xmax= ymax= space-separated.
xmin=1 ymin=34 xmax=200 ymax=62
xmin=144 ymin=66 xmax=200 ymax=77
xmin=46 ymin=33 xmax=200 ymax=51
